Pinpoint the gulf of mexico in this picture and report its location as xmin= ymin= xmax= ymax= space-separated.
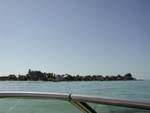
xmin=0 ymin=80 xmax=150 ymax=101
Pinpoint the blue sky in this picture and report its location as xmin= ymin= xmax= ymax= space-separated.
xmin=0 ymin=0 xmax=150 ymax=79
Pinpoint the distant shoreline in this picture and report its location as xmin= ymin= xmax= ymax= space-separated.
xmin=0 ymin=70 xmax=136 ymax=82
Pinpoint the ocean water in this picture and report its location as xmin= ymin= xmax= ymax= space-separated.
xmin=0 ymin=80 xmax=150 ymax=113
xmin=0 ymin=80 xmax=150 ymax=100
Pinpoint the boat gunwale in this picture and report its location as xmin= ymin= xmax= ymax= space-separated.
xmin=71 ymin=94 xmax=150 ymax=110
xmin=0 ymin=91 xmax=69 ymax=100
xmin=0 ymin=91 xmax=150 ymax=110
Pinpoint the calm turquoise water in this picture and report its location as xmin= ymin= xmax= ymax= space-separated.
xmin=0 ymin=80 xmax=150 ymax=113
xmin=0 ymin=80 xmax=150 ymax=101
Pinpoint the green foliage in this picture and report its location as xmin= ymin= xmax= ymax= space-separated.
xmin=18 ymin=75 xmax=27 ymax=81
xmin=0 ymin=71 xmax=135 ymax=81
xmin=8 ymin=74 xmax=17 ymax=80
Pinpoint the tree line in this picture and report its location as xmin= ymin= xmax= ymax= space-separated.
xmin=0 ymin=70 xmax=135 ymax=81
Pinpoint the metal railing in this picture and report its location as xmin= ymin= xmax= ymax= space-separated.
xmin=0 ymin=91 xmax=150 ymax=113
xmin=0 ymin=91 xmax=69 ymax=100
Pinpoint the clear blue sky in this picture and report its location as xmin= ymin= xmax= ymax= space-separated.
xmin=0 ymin=0 xmax=150 ymax=79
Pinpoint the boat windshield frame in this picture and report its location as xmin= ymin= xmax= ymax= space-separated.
xmin=0 ymin=91 xmax=150 ymax=113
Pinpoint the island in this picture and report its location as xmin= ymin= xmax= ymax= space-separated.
xmin=0 ymin=69 xmax=136 ymax=81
